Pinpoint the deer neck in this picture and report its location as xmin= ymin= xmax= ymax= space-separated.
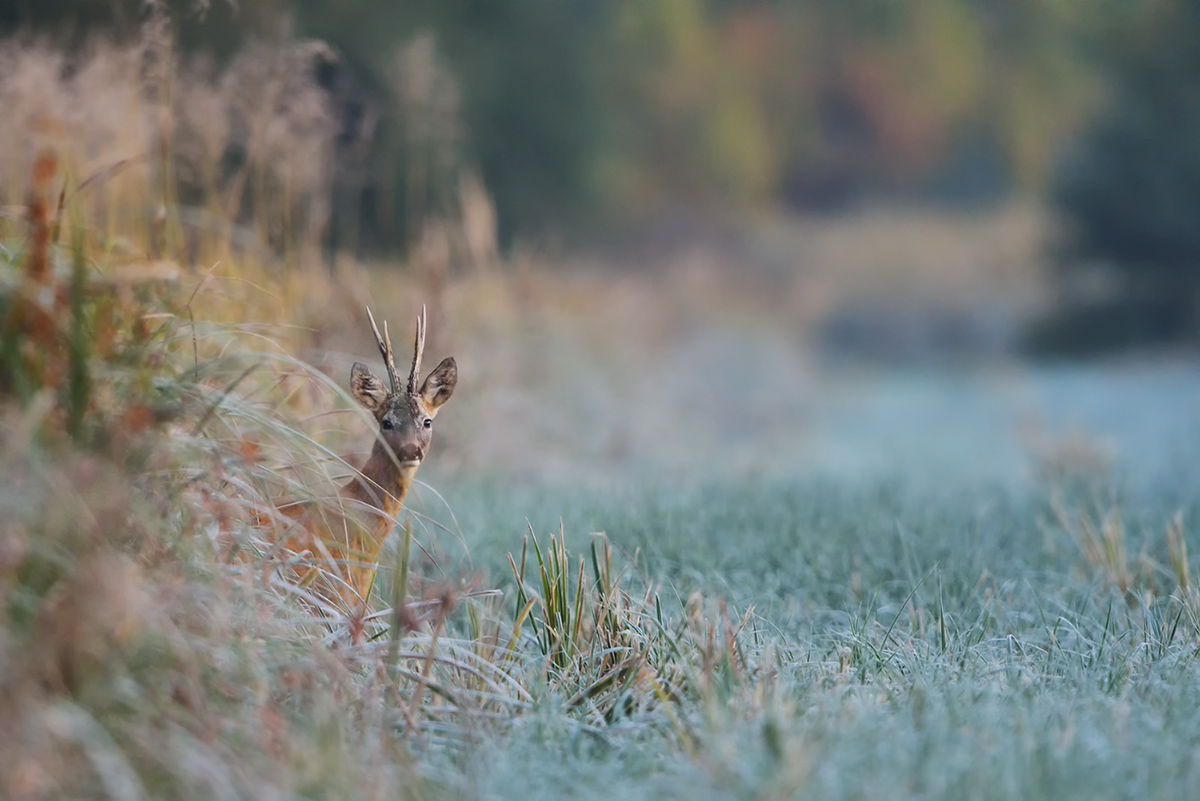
xmin=341 ymin=440 xmax=420 ymax=523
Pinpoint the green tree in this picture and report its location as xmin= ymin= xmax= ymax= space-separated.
xmin=290 ymin=0 xmax=606 ymax=248
xmin=1046 ymin=0 xmax=1200 ymax=350
xmin=0 ymin=0 xmax=276 ymax=56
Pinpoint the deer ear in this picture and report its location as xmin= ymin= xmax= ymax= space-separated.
xmin=350 ymin=362 xmax=388 ymax=414
xmin=419 ymin=357 xmax=457 ymax=414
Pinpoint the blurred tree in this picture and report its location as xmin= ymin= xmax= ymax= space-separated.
xmin=430 ymin=1 xmax=606 ymax=243
xmin=294 ymin=0 xmax=1100 ymax=244
xmin=1044 ymin=0 xmax=1200 ymax=352
xmin=290 ymin=0 xmax=606 ymax=250
xmin=974 ymin=0 xmax=1094 ymax=190
xmin=0 ymin=0 xmax=1115 ymax=254
xmin=598 ymin=0 xmax=779 ymax=223
xmin=0 ymin=0 xmax=278 ymax=56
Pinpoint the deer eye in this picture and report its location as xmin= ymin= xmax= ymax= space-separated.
xmin=423 ymin=418 xmax=433 ymax=429
xmin=381 ymin=418 xmax=394 ymax=430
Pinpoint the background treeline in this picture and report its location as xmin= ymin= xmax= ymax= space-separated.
xmin=6 ymin=0 xmax=1200 ymax=352
xmin=0 ymin=0 xmax=1131 ymax=243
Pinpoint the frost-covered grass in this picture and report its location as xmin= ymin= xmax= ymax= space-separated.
xmin=411 ymin=474 xmax=1198 ymax=799
xmin=4 ymin=132 xmax=1199 ymax=797
xmin=418 ymin=365 xmax=1200 ymax=801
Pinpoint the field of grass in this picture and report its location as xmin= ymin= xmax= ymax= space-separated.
xmin=436 ymin=468 xmax=1200 ymax=800
xmin=5 ymin=219 xmax=1200 ymax=800
xmin=419 ymin=360 xmax=1200 ymax=800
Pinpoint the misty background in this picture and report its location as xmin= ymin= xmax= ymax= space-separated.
xmin=3 ymin=0 xmax=1199 ymax=487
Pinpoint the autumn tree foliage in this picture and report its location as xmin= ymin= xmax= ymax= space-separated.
xmin=3 ymin=0 xmax=1098 ymax=246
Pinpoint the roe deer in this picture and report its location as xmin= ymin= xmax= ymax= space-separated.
xmin=277 ymin=306 xmax=456 ymax=635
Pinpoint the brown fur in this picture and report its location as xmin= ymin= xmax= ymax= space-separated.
xmin=273 ymin=309 xmax=456 ymax=634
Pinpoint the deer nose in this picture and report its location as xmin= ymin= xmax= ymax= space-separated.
xmin=395 ymin=443 xmax=423 ymax=464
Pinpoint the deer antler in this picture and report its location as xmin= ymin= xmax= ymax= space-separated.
xmin=365 ymin=307 xmax=401 ymax=393
xmin=407 ymin=305 xmax=426 ymax=395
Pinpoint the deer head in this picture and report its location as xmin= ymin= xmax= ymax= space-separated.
xmin=350 ymin=306 xmax=457 ymax=468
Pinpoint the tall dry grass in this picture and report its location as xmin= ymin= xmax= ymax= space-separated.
xmin=0 ymin=171 xmax=759 ymax=801
xmin=0 ymin=24 xmax=778 ymax=796
xmin=0 ymin=26 xmax=337 ymax=267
